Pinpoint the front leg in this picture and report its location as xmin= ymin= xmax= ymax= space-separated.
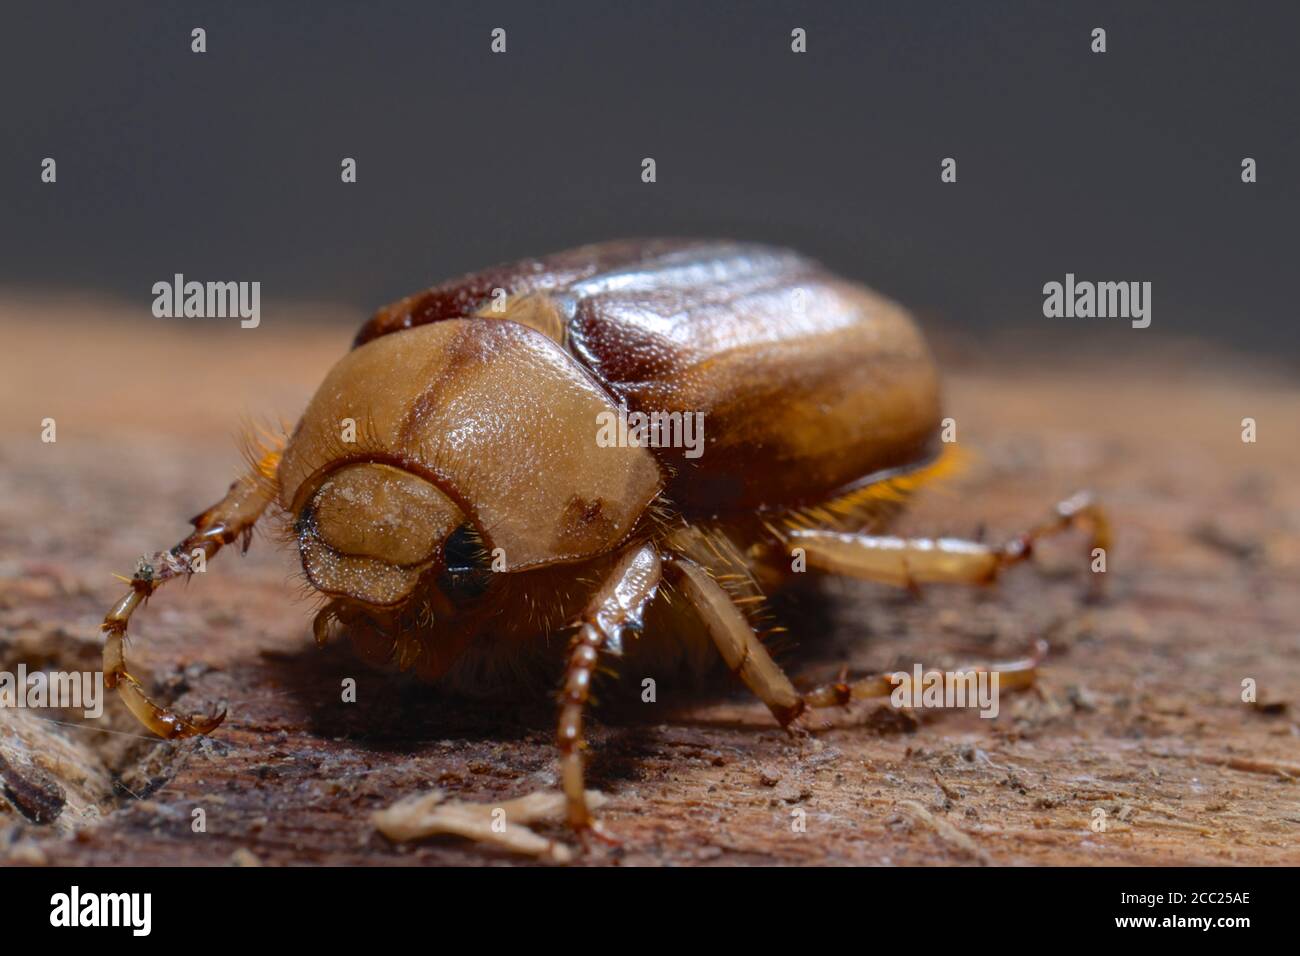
xmin=101 ymin=449 xmax=280 ymax=737
xmin=557 ymin=542 xmax=662 ymax=833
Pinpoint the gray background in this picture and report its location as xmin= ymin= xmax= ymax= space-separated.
xmin=3 ymin=0 xmax=1297 ymax=355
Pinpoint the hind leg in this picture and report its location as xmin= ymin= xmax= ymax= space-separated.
xmin=788 ymin=492 xmax=1110 ymax=595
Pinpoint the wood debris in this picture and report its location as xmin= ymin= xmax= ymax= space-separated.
xmin=374 ymin=789 xmax=608 ymax=863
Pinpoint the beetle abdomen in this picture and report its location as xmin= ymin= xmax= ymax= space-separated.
xmin=358 ymin=240 xmax=943 ymax=516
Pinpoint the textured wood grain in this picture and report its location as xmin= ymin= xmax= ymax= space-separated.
xmin=1 ymin=296 xmax=1297 ymax=866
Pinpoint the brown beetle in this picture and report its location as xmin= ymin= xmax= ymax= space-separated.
xmin=101 ymin=239 xmax=1109 ymax=836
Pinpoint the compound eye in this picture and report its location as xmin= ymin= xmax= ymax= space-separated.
xmin=439 ymin=522 xmax=492 ymax=600
xmin=297 ymin=463 xmax=465 ymax=606
xmin=442 ymin=523 xmax=480 ymax=572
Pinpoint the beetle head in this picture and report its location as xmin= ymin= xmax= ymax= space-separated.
xmin=277 ymin=318 xmax=662 ymax=615
xmin=294 ymin=462 xmax=467 ymax=607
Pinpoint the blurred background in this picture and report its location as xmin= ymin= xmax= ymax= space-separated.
xmin=2 ymin=0 xmax=1298 ymax=359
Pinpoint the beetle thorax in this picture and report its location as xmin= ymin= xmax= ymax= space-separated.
xmin=277 ymin=318 xmax=663 ymax=609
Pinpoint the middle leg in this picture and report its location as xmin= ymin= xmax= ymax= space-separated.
xmin=664 ymin=548 xmax=1046 ymax=729
xmin=799 ymin=639 xmax=1047 ymax=709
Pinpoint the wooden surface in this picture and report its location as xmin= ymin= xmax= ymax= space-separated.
xmin=1 ymin=296 xmax=1298 ymax=866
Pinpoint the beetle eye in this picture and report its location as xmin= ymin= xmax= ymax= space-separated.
xmin=443 ymin=523 xmax=483 ymax=573
xmin=440 ymin=523 xmax=491 ymax=599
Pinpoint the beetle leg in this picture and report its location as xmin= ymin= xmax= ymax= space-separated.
xmin=1003 ymin=491 xmax=1111 ymax=596
xmin=557 ymin=543 xmax=661 ymax=833
xmin=799 ymin=640 xmax=1048 ymax=709
xmin=663 ymin=554 xmax=807 ymax=728
xmin=101 ymin=451 xmax=279 ymax=739
xmin=788 ymin=492 xmax=1111 ymax=594
xmin=665 ymin=551 xmax=1046 ymax=729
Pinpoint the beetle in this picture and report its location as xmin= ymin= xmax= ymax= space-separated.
xmin=101 ymin=239 xmax=1109 ymax=838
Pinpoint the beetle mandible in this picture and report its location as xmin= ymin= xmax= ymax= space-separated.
xmin=101 ymin=240 xmax=1109 ymax=837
